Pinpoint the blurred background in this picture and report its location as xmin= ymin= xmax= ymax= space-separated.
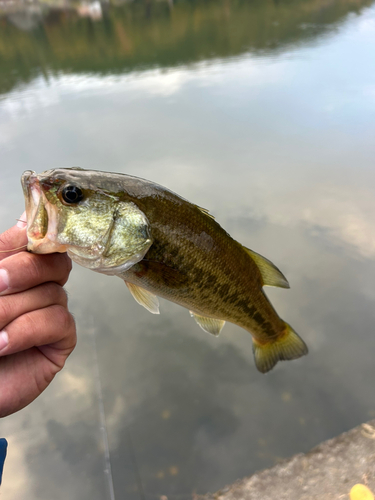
xmin=1 ymin=0 xmax=375 ymax=498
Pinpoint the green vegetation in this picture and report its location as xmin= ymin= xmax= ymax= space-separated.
xmin=0 ymin=0 xmax=372 ymax=94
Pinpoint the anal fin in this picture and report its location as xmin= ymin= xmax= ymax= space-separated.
xmin=190 ymin=311 xmax=225 ymax=336
xmin=252 ymin=322 xmax=308 ymax=373
xmin=125 ymin=282 xmax=160 ymax=314
xmin=243 ymin=247 xmax=290 ymax=289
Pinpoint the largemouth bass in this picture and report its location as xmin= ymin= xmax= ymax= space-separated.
xmin=21 ymin=168 xmax=308 ymax=373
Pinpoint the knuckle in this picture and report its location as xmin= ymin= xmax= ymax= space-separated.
xmin=46 ymin=253 xmax=72 ymax=286
xmin=64 ymin=254 xmax=73 ymax=274
xmin=67 ymin=313 xmax=77 ymax=342
xmin=68 ymin=317 xmax=77 ymax=349
xmin=59 ymin=287 xmax=69 ymax=307
xmin=54 ymin=306 xmax=77 ymax=349
xmin=43 ymin=282 xmax=68 ymax=306
xmin=56 ymin=253 xmax=73 ymax=284
xmin=52 ymin=305 xmax=74 ymax=333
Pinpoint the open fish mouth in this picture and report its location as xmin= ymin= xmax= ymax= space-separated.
xmin=21 ymin=170 xmax=67 ymax=254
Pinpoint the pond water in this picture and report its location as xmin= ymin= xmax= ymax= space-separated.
xmin=1 ymin=1 xmax=375 ymax=498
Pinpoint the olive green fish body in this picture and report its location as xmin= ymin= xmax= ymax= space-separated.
xmin=119 ymin=193 xmax=283 ymax=342
xmin=21 ymin=168 xmax=308 ymax=373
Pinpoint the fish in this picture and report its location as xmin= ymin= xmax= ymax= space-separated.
xmin=21 ymin=167 xmax=308 ymax=373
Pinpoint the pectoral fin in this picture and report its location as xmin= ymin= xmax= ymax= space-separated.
xmin=244 ymin=247 xmax=289 ymax=289
xmin=190 ymin=311 xmax=225 ymax=336
xmin=125 ymin=282 xmax=160 ymax=314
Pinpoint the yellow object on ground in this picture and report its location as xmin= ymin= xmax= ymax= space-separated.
xmin=350 ymin=484 xmax=374 ymax=500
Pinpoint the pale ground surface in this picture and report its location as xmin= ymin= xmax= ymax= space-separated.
xmin=196 ymin=420 xmax=375 ymax=500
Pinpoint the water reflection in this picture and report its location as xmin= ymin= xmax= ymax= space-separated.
xmin=0 ymin=0 xmax=373 ymax=94
xmin=109 ymin=333 xmax=246 ymax=497
xmin=1 ymin=0 xmax=375 ymax=499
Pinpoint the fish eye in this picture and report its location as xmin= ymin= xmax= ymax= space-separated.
xmin=61 ymin=185 xmax=84 ymax=204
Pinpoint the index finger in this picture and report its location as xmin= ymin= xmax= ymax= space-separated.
xmin=0 ymin=213 xmax=28 ymax=262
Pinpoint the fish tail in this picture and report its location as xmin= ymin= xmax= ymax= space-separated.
xmin=252 ymin=323 xmax=308 ymax=373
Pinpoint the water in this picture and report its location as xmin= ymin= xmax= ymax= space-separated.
xmin=1 ymin=0 xmax=375 ymax=498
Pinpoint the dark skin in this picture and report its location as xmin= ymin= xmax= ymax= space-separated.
xmin=0 ymin=215 xmax=76 ymax=418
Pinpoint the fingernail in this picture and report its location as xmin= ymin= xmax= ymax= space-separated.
xmin=0 ymin=269 xmax=9 ymax=294
xmin=0 ymin=331 xmax=8 ymax=352
xmin=17 ymin=211 xmax=27 ymax=229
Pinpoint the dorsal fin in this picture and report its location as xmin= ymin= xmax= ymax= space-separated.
xmin=197 ymin=206 xmax=215 ymax=220
xmin=190 ymin=311 xmax=225 ymax=336
xmin=243 ymin=247 xmax=289 ymax=289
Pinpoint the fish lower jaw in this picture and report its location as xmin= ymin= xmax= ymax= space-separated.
xmin=67 ymin=248 xmax=144 ymax=275
xmin=27 ymin=237 xmax=67 ymax=254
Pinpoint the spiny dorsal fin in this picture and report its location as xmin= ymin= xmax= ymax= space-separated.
xmin=252 ymin=322 xmax=308 ymax=373
xmin=125 ymin=282 xmax=160 ymax=314
xmin=190 ymin=311 xmax=225 ymax=336
xmin=243 ymin=247 xmax=289 ymax=289
xmin=197 ymin=206 xmax=215 ymax=220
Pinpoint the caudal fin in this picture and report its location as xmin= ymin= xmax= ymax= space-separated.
xmin=252 ymin=323 xmax=308 ymax=373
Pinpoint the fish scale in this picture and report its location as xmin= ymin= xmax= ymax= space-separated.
xmin=126 ymin=196 xmax=272 ymax=332
xmin=21 ymin=167 xmax=308 ymax=373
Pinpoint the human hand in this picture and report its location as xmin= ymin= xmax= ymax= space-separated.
xmin=0 ymin=215 xmax=76 ymax=418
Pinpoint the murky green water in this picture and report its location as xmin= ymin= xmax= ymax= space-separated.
xmin=1 ymin=1 xmax=375 ymax=498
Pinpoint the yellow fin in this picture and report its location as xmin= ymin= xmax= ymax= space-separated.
xmin=125 ymin=282 xmax=160 ymax=314
xmin=244 ymin=247 xmax=289 ymax=289
xmin=252 ymin=323 xmax=308 ymax=373
xmin=197 ymin=206 xmax=215 ymax=220
xmin=190 ymin=311 xmax=225 ymax=336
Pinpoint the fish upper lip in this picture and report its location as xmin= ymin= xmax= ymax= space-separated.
xmin=21 ymin=170 xmax=40 ymax=206
xmin=21 ymin=170 xmax=68 ymax=254
xmin=21 ymin=170 xmax=47 ymax=245
xmin=21 ymin=170 xmax=37 ymax=190
xmin=21 ymin=170 xmax=38 ymax=212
